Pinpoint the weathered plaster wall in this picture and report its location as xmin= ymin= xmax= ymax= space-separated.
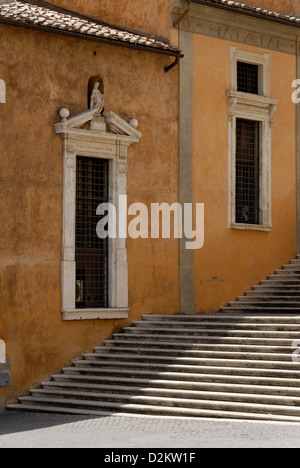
xmin=0 ymin=24 xmax=179 ymax=409
xmin=49 ymin=0 xmax=300 ymax=35
xmin=193 ymin=34 xmax=297 ymax=313
xmin=252 ymin=0 xmax=299 ymax=14
xmin=49 ymin=0 xmax=175 ymax=39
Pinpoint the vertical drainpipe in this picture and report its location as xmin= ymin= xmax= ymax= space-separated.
xmin=173 ymin=0 xmax=192 ymax=27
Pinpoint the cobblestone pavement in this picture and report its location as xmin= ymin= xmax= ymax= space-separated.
xmin=0 ymin=412 xmax=299 ymax=448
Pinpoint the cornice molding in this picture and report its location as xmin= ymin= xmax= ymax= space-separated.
xmin=170 ymin=0 xmax=300 ymax=54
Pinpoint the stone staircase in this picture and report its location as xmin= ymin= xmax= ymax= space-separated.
xmin=7 ymin=256 xmax=300 ymax=421
xmin=222 ymin=257 xmax=300 ymax=314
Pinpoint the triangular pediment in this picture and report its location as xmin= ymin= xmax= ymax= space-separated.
xmin=103 ymin=111 xmax=142 ymax=139
xmin=55 ymin=108 xmax=142 ymax=141
xmin=60 ymin=109 xmax=98 ymax=129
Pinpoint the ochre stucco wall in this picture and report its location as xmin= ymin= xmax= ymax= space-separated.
xmin=49 ymin=0 xmax=175 ymax=39
xmin=193 ymin=34 xmax=297 ymax=313
xmin=0 ymin=24 xmax=179 ymax=409
xmin=50 ymin=0 xmax=300 ymax=31
xmin=250 ymin=0 xmax=298 ymax=14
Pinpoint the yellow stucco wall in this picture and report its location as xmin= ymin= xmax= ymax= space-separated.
xmin=49 ymin=0 xmax=174 ymax=39
xmin=193 ymin=34 xmax=297 ymax=313
xmin=0 ymin=0 xmax=299 ymax=409
xmin=49 ymin=0 xmax=300 ymax=33
xmin=0 ymin=25 xmax=179 ymax=409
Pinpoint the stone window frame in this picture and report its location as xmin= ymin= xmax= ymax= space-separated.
xmin=55 ymin=109 xmax=141 ymax=321
xmin=227 ymin=47 xmax=277 ymax=232
xmin=0 ymin=79 xmax=6 ymax=103
xmin=230 ymin=46 xmax=271 ymax=97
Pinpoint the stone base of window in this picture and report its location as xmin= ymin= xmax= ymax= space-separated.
xmin=230 ymin=223 xmax=273 ymax=232
xmin=62 ymin=308 xmax=129 ymax=321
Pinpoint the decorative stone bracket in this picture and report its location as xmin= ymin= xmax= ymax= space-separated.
xmin=55 ymin=108 xmax=142 ymax=321
xmin=226 ymin=90 xmax=278 ymax=126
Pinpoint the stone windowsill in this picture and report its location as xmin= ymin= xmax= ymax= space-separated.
xmin=62 ymin=308 xmax=129 ymax=321
xmin=230 ymin=223 xmax=273 ymax=232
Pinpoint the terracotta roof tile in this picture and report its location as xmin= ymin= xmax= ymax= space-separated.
xmin=0 ymin=0 xmax=180 ymax=55
xmin=198 ymin=0 xmax=300 ymax=24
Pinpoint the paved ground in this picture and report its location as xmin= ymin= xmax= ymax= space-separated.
xmin=0 ymin=411 xmax=299 ymax=448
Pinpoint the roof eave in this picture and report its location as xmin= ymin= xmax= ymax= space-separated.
xmin=0 ymin=16 xmax=183 ymax=58
xmin=191 ymin=0 xmax=300 ymax=29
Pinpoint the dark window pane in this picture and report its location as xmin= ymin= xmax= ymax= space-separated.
xmin=76 ymin=157 xmax=109 ymax=309
xmin=235 ymin=119 xmax=260 ymax=225
xmin=237 ymin=62 xmax=259 ymax=94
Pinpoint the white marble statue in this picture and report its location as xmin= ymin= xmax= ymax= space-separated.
xmin=90 ymin=81 xmax=104 ymax=114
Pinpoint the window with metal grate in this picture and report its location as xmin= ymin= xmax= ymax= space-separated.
xmin=235 ymin=118 xmax=260 ymax=225
xmin=237 ymin=61 xmax=259 ymax=95
xmin=75 ymin=156 xmax=109 ymax=309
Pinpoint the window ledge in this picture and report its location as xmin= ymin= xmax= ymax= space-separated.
xmin=226 ymin=90 xmax=277 ymax=107
xmin=62 ymin=308 xmax=129 ymax=321
xmin=230 ymin=223 xmax=272 ymax=232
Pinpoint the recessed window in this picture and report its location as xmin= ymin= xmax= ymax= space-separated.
xmin=230 ymin=47 xmax=271 ymax=97
xmin=237 ymin=61 xmax=259 ymax=95
xmin=235 ymin=118 xmax=260 ymax=225
xmin=227 ymin=47 xmax=276 ymax=232
xmin=76 ymin=156 xmax=109 ymax=309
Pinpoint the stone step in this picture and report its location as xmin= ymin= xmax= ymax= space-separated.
xmin=112 ymin=332 xmax=297 ymax=345
xmin=78 ymin=354 xmax=300 ymax=371
xmin=14 ymin=395 xmax=300 ymax=419
xmin=245 ymin=290 xmax=300 ymax=297
xmin=142 ymin=313 xmax=300 ymax=322
xmin=274 ymin=269 xmax=300 ymax=275
xmin=102 ymin=340 xmax=296 ymax=354
xmin=252 ymin=285 xmax=300 ymax=291
xmin=133 ymin=320 xmax=300 ymax=331
xmin=229 ymin=301 xmax=300 ymax=308
xmin=125 ymin=325 xmax=300 ymax=338
xmin=7 ymin=402 xmax=300 ymax=423
xmin=260 ymin=279 xmax=300 ymax=284
xmin=253 ymin=283 xmax=300 ymax=287
xmin=84 ymin=350 xmax=300 ymax=371
xmin=269 ymin=275 xmax=300 ymax=280
xmin=94 ymin=346 xmax=295 ymax=362
xmin=72 ymin=360 xmax=300 ymax=378
xmin=60 ymin=367 xmax=300 ymax=387
xmin=283 ymin=265 xmax=300 ymax=271
xmin=238 ymin=296 xmax=300 ymax=302
xmin=29 ymin=387 xmax=300 ymax=408
xmin=82 ymin=350 xmax=300 ymax=370
xmin=221 ymin=307 xmax=300 ymax=314
xmin=42 ymin=378 xmax=300 ymax=397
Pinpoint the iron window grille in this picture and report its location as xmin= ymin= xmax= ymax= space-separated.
xmin=75 ymin=156 xmax=109 ymax=309
xmin=235 ymin=118 xmax=260 ymax=225
xmin=237 ymin=61 xmax=259 ymax=95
